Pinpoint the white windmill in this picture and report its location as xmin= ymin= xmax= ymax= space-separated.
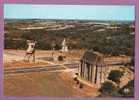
xmin=61 ymin=38 xmax=68 ymax=52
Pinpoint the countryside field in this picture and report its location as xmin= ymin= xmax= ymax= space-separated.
xmin=4 ymin=49 xmax=134 ymax=97
xmin=4 ymin=19 xmax=135 ymax=97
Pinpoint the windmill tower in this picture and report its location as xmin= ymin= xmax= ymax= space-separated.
xmin=24 ymin=40 xmax=36 ymax=62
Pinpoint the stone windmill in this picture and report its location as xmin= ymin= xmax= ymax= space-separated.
xmin=24 ymin=40 xmax=36 ymax=62
xmin=61 ymin=38 xmax=68 ymax=52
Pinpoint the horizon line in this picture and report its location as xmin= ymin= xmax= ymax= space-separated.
xmin=5 ymin=18 xmax=135 ymax=22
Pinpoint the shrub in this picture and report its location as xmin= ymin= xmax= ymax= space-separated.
xmin=118 ymin=80 xmax=134 ymax=97
xmin=108 ymin=70 xmax=123 ymax=84
xmin=99 ymin=81 xmax=121 ymax=97
xmin=58 ymin=56 xmax=63 ymax=61
xmin=79 ymin=83 xmax=84 ymax=89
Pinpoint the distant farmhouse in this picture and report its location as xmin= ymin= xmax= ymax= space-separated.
xmin=79 ymin=50 xmax=106 ymax=86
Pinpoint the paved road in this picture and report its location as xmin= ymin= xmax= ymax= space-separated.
xmin=4 ymin=51 xmax=131 ymax=75
xmin=4 ymin=63 xmax=79 ymax=75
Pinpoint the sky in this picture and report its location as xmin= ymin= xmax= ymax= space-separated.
xmin=4 ymin=4 xmax=135 ymax=21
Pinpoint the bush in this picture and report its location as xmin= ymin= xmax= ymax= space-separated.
xmin=99 ymin=81 xmax=121 ymax=97
xmin=99 ymin=80 xmax=134 ymax=97
xmin=108 ymin=70 xmax=123 ymax=84
xmin=58 ymin=56 xmax=63 ymax=61
xmin=79 ymin=83 xmax=84 ymax=89
xmin=118 ymin=80 xmax=134 ymax=97
xmin=76 ymin=80 xmax=80 ymax=84
xmin=73 ymin=77 xmax=78 ymax=81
